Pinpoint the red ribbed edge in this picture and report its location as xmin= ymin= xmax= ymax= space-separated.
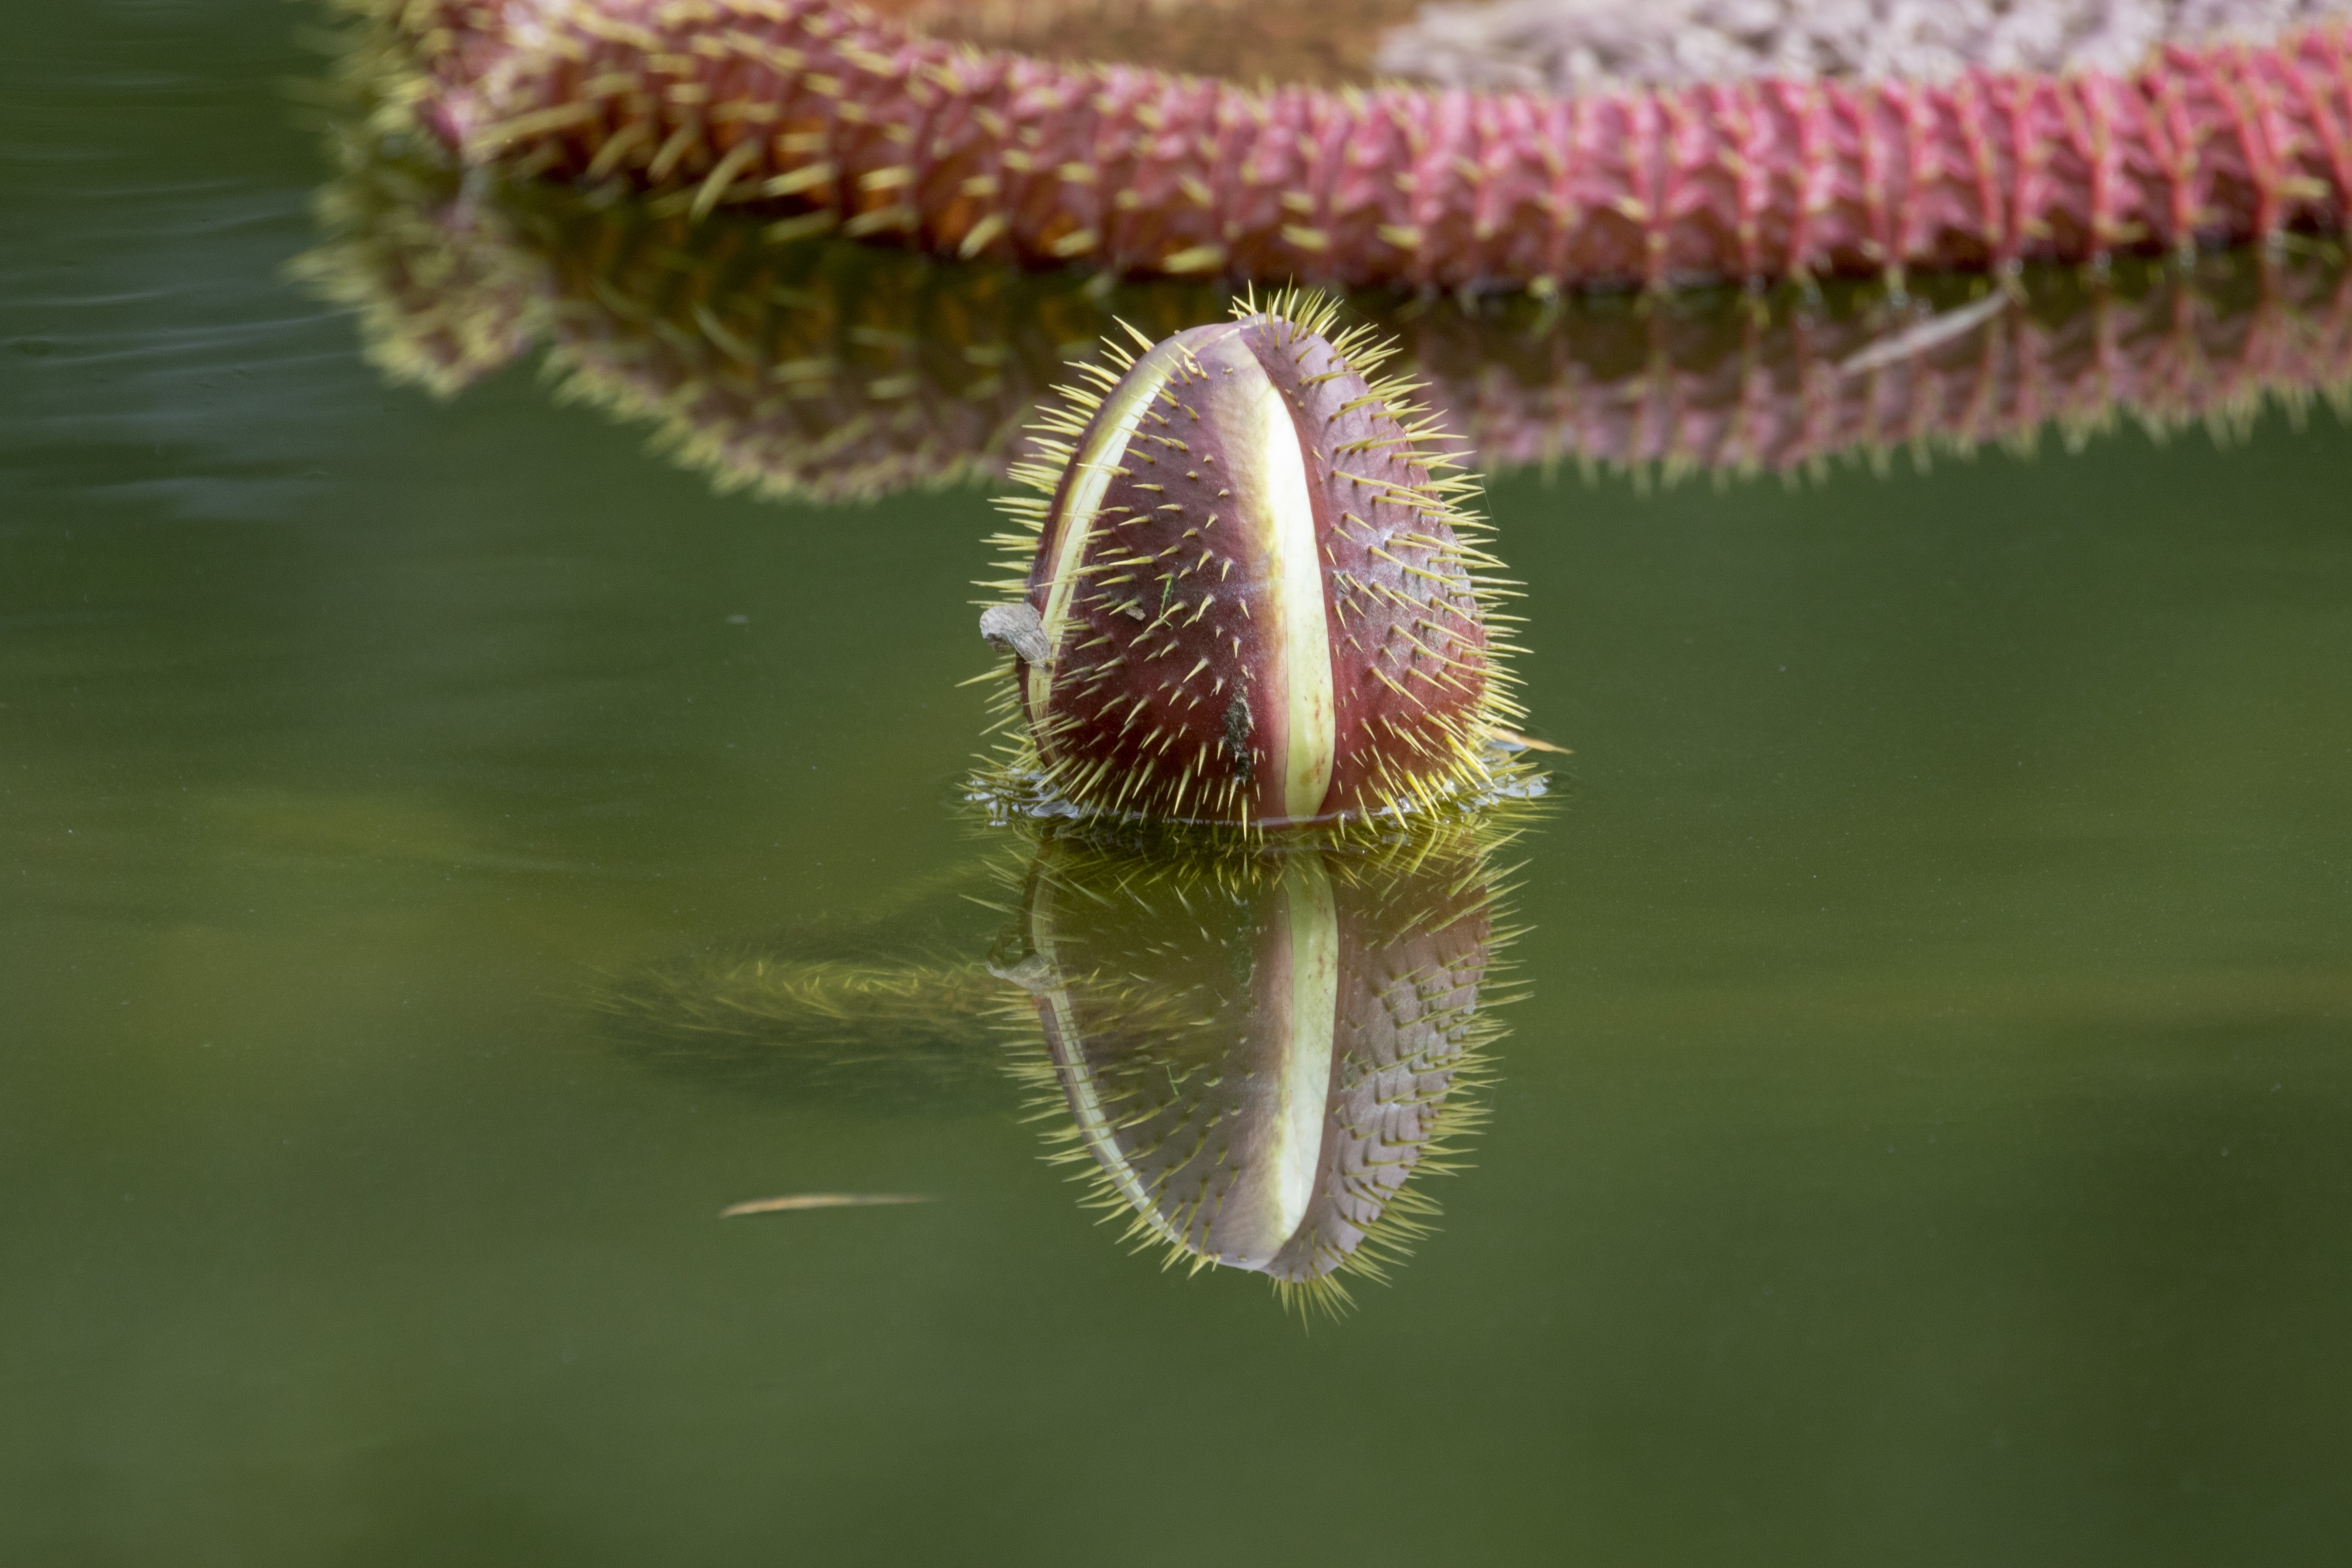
xmin=400 ymin=0 xmax=2352 ymax=289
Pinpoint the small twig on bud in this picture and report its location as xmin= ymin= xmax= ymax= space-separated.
xmin=979 ymin=602 xmax=1050 ymax=665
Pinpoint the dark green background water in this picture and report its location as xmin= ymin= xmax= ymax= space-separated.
xmin=7 ymin=3 xmax=2350 ymax=1563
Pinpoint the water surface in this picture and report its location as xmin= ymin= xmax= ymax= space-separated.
xmin=5 ymin=3 xmax=2351 ymax=1564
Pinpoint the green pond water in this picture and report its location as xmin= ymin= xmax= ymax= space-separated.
xmin=8 ymin=3 xmax=2352 ymax=1563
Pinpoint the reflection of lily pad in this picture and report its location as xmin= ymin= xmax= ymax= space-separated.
xmin=298 ymin=145 xmax=2352 ymax=505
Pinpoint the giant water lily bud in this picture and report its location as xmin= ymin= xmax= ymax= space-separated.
xmin=978 ymin=292 xmax=1524 ymax=830
xmin=991 ymin=823 xmax=1516 ymax=1309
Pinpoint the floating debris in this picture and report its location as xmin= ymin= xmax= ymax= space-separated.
xmin=1839 ymin=289 xmax=2014 ymax=377
xmin=719 ymin=1192 xmax=934 ymax=1217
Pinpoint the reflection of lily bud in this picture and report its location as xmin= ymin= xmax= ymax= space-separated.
xmin=995 ymin=826 xmax=1518 ymax=1309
